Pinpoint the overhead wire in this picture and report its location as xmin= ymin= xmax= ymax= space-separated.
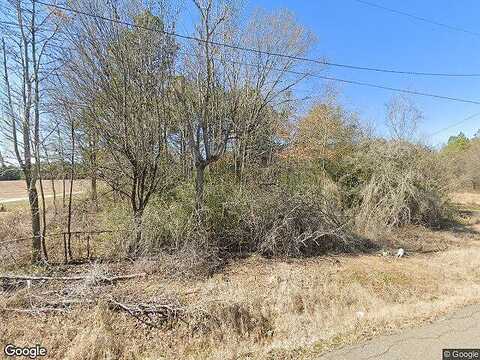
xmin=33 ymin=0 xmax=480 ymax=78
xmin=351 ymin=0 xmax=480 ymax=38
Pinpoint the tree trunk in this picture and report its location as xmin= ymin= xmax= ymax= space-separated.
xmin=51 ymin=177 xmax=57 ymax=215
xmin=89 ymin=140 xmax=98 ymax=210
xmin=128 ymin=209 xmax=144 ymax=257
xmin=195 ymin=164 xmax=206 ymax=219
xmin=91 ymin=176 xmax=97 ymax=208
xmin=27 ymin=180 xmax=42 ymax=263
xmin=37 ymin=176 xmax=48 ymax=261
xmin=66 ymin=120 xmax=75 ymax=261
xmin=66 ymin=175 xmax=74 ymax=261
xmin=62 ymin=174 xmax=66 ymax=208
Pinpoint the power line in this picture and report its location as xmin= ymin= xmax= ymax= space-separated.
xmin=3 ymin=3 xmax=477 ymax=143
xmin=196 ymin=52 xmax=480 ymax=133
xmin=36 ymin=40 xmax=480 ymax=106
xmin=428 ymin=112 xmax=480 ymax=137
xmin=205 ymin=54 xmax=480 ymax=105
xmin=29 ymin=0 xmax=480 ymax=105
xmin=34 ymin=0 xmax=480 ymax=78
xmin=5 ymin=7 xmax=478 ymax=139
xmin=308 ymin=75 xmax=480 ymax=105
xmin=28 ymin=0 xmax=480 ymax=105
xmin=352 ymin=0 xmax=480 ymax=38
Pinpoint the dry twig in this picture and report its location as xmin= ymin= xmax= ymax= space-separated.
xmin=0 ymin=273 xmax=146 ymax=283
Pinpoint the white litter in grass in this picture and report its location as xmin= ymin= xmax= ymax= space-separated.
xmin=396 ymin=248 xmax=405 ymax=258
xmin=355 ymin=311 xmax=365 ymax=320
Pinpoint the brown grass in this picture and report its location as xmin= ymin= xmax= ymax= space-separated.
xmin=450 ymin=192 xmax=480 ymax=208
xmin=2 ymin=239 xmax=480 ymax=359
xmin=0 ymin=180 xmax=89 ymax=201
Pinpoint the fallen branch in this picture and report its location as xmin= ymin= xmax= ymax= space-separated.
xmin=0 ymin=273 xmax=146 ymax=283
xmin=0 ymin=229 xmax=125 ymax=247
xmin=43 ymin=299 xmax=96 ymax=307
xmin=1 ymin=299 xmax=93 ymax=316
xmin=108 ymin=297 xmax=184 ymax=328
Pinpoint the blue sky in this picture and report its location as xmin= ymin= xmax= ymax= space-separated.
xmin=244 ymin=0 xmax=480 ymax=146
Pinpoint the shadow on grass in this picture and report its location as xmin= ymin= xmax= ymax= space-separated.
xmin=211 ymin=233 xmax=382 ymax=275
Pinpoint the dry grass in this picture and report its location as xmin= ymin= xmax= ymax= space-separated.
xmin=0 ymin=202 xmax=103 ymax=268
xmin=0 ymin=180 xmax=88 ymax=201
xmin=451 ymin=192 xmax=480 ymax=209
xmin=2 ymin=237 xmax=480 ymax=359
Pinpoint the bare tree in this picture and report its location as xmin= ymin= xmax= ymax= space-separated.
xmin=0 ymin=149 xmax=5 ymax=168
xmin=465 ymin=140 xmax=480 ymax=190
xmin=177 ymin=0 xmax=316 ymax=212
xmin=231 ymin=8 xmax=316 ymax=181
xmin=385 ymin=95 xmax=423 ymax=142
xmin=1 ymin=0 xmax=58 ymax=263
xmin=175 ymin=0 xmax=236 ymax=215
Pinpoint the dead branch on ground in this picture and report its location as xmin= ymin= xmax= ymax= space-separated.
xmin=0 ymin=273 xmax=146 ymax=283
xmin=108 ymin=297 xmax=185 ymax=329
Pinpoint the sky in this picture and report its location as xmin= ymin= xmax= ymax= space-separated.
xmin=243 ymin=0 xmax=480 ymax=146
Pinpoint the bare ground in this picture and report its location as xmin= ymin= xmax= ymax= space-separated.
xmin=451 ymin=192 xmax=480 ymax=210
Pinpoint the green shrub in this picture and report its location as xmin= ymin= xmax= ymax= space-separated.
xmin=0 ymin=166 xmax=22 ymax=180
xmin=93 ymin=139 xmax=448 ymax=264
xmin=131 ymin=173 xmax=360 ymax=259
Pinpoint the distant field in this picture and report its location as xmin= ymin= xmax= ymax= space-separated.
xmin=451 ymin=192 xmax=480 ymax=208
xmin=0 ymin=180 xmax=87 ymax=204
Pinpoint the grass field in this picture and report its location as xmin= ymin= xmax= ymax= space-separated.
xmin=0 ymin=180 xmax=87 ymax=205
xmin=451 ymin=192 xmax=480 ymax=209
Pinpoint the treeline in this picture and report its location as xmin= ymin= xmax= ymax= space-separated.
xmin=0 ymin=151 xmax=20 ymax=180
xmin=0 ymin=163 xmax=92 ymax=181
xmin=0 ymin=0 xmax=455 ymax=265
xmin=440 ymin=132 xmax=480 ymax=191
